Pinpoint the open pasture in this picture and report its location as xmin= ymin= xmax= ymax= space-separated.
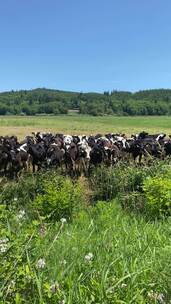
xmin=1 ymin=115 xmax=171 ymax=138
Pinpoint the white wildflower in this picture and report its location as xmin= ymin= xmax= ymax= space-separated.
xmin=72 ymin=246 xmax=77 ymax=251
xmin=60 ymin=259 xmax=67 ymax=266
xmin=148 ymin=291 xmax=156 ymax=300
xmin=14 ymin=197 xmax=18 ymax=202
xmin=107 ymin=286 xmax=115 ymax=294
xmin=157 ymin=293 xmax=165 ymax=303
xmin=148 ymin=291 xmax=165 ymax=303
xmin=50 ymin=282 xmax=59 ymax=293
xmin=17 ymin=210 xmax=25 ymax=220
xmin=0 ymin=243 xmax=8 ymax=253
xmin=0 ymin=238 xmax=9 ymax=253
xmin=121 ymin=283 xmax=127 ymax=288
xmin=60 ymin=218 xmax=67 ymax=224
xmin=10 ymin=280 xmax=15 ymax=288
xmin=36 ymin=258 xmax=46 ymax=269
xmin=0 ymin=237 xmax=9 ymax=244
xmin=39 ymin=224 xmax=46 ymax=236
xmin=85 ymin=252 xmax=93 ymax=262
xmin=25 ymin=274 xmax=32 ymax=282
xmin=7 ymin=280 xmax=16 ymax=295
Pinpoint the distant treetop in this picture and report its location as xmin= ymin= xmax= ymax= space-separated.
xmin=1 ymin=88 xmax=171 ymax=116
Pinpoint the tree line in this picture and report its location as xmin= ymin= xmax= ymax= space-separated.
xmin=1 ymin=88 xmax=171 ymax=116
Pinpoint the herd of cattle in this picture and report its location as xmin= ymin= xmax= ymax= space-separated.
xmin=1 ymin=131 xmax=171 ymax=178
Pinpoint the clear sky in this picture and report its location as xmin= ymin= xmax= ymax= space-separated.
xmin=0 ymin=0 xmax=171 ymax=93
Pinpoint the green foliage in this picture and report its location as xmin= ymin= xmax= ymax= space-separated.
xmin=90 ymin=162 xmax=171 ymax=219
xmin=1 ymin=164 xmax=171 ymax=302
xmin=1 ymin=199 xmax=171 ymax=303
xmin=90 ymin=166 xmax=121 ymax=201
xmin=0 ymin=88 xmax=70 ymax=116
xmin=90 ymin=163 xmax=157 ymax=202
xmin=144 ymin=175 xmax=171 ymax=218
xmin=0 ymin=171 xmax=85 ymax=222
xmin=33 ymin=176 xmax=83 ymax=221
xmin=1 ymin=174 xmax=39 ymax=207
xmin=120 ymin=191 xmax=145 ymax=212
xmin=2 ymin=88 xmax=171 ymax=116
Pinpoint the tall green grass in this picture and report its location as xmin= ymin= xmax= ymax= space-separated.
xmin=1 ymin=115 xmax=171 ymax=137
xmin=1 ymin=167 xmax=171 ymax=303
xmin=1 ymin=202 xmax=171 ymax=303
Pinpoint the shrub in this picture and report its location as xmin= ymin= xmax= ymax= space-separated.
xmin=89 ymin=163 xmax=157 ymax=202
xmin=119 ymin=163 xmax=171 ymax=217
xmin=1 ymin=171 xmax=86 ymax=222
xmin=0 ymin=173 xmax=43 ymax=208
xmin=89 ymin=166 xmax=121 ymax=201
xmin=32 ymin=175 xmax=84 ymax=221
xmin=120 ymin=192 xmax=145 ymax=212
xmin=143 ymin=176 xmax=171 ymax=218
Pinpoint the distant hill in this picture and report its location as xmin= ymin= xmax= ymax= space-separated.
xmin=1 ymin=88 xmax=171 ymax=116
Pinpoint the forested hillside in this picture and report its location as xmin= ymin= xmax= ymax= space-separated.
xmin=1 ymin=88 xmax=171 ymax=116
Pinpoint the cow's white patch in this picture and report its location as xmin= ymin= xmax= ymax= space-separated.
xmin=17 ymin=143 xmax=27 ymax=153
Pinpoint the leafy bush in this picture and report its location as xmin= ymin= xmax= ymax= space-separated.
xmin=89 ymin=163 xmax=161 ymax=202
xmin=119 ymin=164 xmax=171 ymax=218
xmin=32 ymin=175 xmax=84 ymax=221
xmin=1 ymin=171 xmax=85 ymax=222
xmin=89 ymin=166 xmax=121 ymax=201
xmin=120 ymin=192 xmax=145 ymax=212
xmin=1 ymin=173 xmax=39 ymax=207
xmin=90 ymin=162 xmax=171 ymax=218
xmin=144 ymin=175 xmax=171 ymax=218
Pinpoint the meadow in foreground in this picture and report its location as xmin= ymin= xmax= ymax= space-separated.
xmin=1 ymin=164 xmax=171 ymax=303
xmin=1 ymin=201 xmax=171 ymax=303
xmin=1 ymin=115 xmax=171 ymax=138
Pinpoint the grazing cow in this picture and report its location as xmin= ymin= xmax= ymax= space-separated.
xmin=28 ymin=142 xmax=46 ymax=172
xmin=164 ymin=140 xmax=171 ymax=156
xmin=127 ymin=140 xmax=144 ymax=163
xmin=46 ymin=145 xmax=65 ymax=168
xmin=1 ymin=130 xmax=170 ymax=179
xmin=0 ymin=148 xmax=9 ymax=174
xmin=90 ymin=144 xmax=104 ymax=166
xmin=77 ymin=138 xmax=92 ymax=174
xmin=64 ymin=142 xmax=78 ymax=176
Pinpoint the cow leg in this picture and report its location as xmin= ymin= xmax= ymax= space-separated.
xmin=23 ymin=161 xmax=28 ymax=172
xmin=71 ymin=159 xmax=76 ymax=177
xmin=77 ymin=159 xmax=81 ymax=176
xmin=37 ymin=164 xmax=41 ymax=171
xmin=32 ymin=162 xmax=36 ymax=173
xmin=85 ymin=158 xmax=90 ymax=175
xmin=82 ymin=158 xmax=87 ymax=176
xmin=138 ymin=153 xmax=142 ymax=164
xmin=4 ymin=161 xmax=8 ymax=176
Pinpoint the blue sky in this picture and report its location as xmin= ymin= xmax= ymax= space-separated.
xmin=0 ymin=0 xmax=171 ymax=92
